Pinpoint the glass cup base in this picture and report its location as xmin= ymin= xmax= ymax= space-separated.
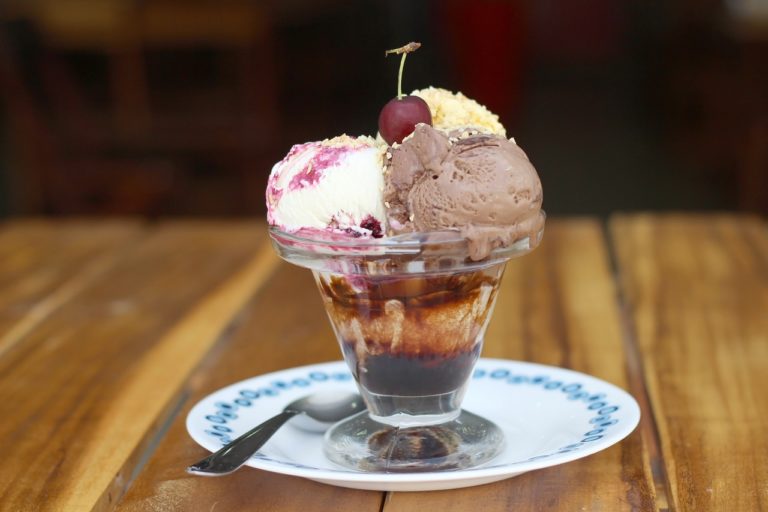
xmin=323 ymin=410 xmax=505 ymax=472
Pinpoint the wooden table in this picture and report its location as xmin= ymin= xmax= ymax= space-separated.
xmin=0 ymin=215 xmax=765 ymax=511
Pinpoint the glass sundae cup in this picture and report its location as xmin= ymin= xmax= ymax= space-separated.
xmin=269 ymin=222 xmax=544 ymax=472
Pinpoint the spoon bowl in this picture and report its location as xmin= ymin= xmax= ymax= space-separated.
xmin=288 ymin=391 xmax=365 ymax=432
xmin=187 ymin=391 xmax=364 ymax=476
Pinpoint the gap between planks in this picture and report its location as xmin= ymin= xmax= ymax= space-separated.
xmin=603 ymin=218 xmax=672 ymax=512
xmin=380 ymin=491 xmax=391 ymax=512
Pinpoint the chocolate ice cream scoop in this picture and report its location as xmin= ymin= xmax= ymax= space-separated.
xmin=384 ymin=124 xmax=544 ymax=260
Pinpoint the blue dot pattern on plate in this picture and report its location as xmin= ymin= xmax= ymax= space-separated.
xmin=203 ymin=371 xmax=337 ymax=445
xmin=477 ymin=370 xmax=622 ymax=462
xmin=202 ymin=367 xmax=624 ymax=472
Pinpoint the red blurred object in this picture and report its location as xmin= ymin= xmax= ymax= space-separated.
xmin=440 ymin=0 xmax=528 ymax=126
xmin=531 ymin=0 xmax=623 ymax=62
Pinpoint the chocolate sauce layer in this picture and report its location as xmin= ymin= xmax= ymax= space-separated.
xmin=316 ymin=269 xmax=501 ymax=396
xmin=341 ymin=343 xmax=481 ymax=396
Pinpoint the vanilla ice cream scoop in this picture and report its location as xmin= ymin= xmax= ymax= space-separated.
xmin=266 ymin=135 xmax=387 ymax=238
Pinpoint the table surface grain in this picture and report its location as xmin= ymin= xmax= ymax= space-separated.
xmin=0 ymin=215 xmax=765 ymax=512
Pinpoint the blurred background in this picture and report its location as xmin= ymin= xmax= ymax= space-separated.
xmin=0 ymin=0 xmax=765 ymax=218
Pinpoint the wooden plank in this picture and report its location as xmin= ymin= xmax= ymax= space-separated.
xmin=383 ymin=219 xmax=656 ymax=511
xmin=0 ymin=219 xmax=141 ymax=357
xmin=0 ymin=221 xmax=279 ymax=512
xmin=117 ymin=219 xmax=653 ymax=512
xmin=611 ymin=214 xmax=768 ymax=511
xmin=114 ymin=262 xmax=385 ymax=512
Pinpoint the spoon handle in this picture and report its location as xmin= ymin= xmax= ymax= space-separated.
xmin=187 ymin=410 xmax=300 ymax=476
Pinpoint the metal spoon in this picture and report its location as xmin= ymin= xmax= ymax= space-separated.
xmin=187 ymin=391 xmax=364 ymax=476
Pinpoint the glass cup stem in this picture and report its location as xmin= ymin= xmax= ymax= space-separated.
xmin=364 ymin=388 xmax=465 ymax=426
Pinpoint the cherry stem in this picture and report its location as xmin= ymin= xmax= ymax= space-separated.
xmin=385 ymin=42 xmax=421 ymax=100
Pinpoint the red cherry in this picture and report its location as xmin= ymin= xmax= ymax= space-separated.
xmin=379 ymin=42 xmax=431 ymax=145
xmin=378 ymin=96 xmax=432 ymax=145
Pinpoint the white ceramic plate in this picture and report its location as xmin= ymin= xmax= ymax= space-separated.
xmin=186 ymin=359 xmax=640 ymax=491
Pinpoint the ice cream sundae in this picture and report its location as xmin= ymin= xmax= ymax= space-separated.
xmin=266 ymin=42 xmax=544 ymax=471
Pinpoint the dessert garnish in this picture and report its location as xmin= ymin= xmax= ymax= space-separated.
xmin=378 ymin=42 xmax=432 ymax=145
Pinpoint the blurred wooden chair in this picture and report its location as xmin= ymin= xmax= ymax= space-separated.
xmin=0 ymin=20 xmax=178 ymax=214
xmin=0 ymin=0 xmax=279 ymax=215
xmin=661 ymin=2 xmax=768 ymax=215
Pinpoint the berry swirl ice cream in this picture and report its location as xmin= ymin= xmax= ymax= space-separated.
xmin=266 ymin=135 xmax=386 ymax=239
